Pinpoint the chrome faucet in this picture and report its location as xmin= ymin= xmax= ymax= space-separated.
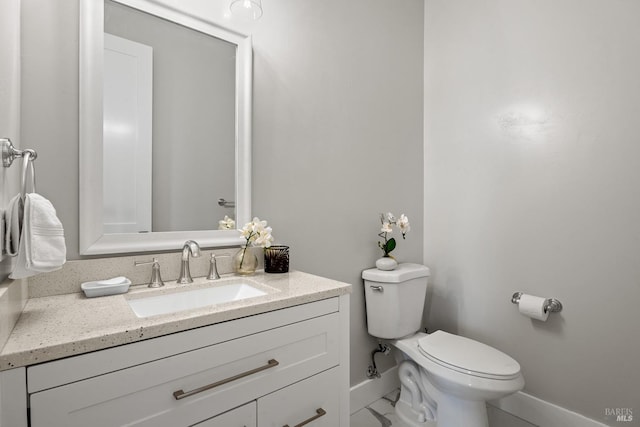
xmin=177 ymin=240 xmax=201 ymax=284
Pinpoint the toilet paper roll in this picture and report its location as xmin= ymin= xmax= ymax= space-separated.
xmin=518 ymin=294 xmax=549 ymax=321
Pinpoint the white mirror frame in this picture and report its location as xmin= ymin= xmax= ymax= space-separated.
xmin=79 ymin=0 xmax=251 ymax=255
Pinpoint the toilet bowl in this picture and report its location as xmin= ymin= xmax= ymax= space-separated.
xmin=363 ymin=264 xmax=524 ymax=427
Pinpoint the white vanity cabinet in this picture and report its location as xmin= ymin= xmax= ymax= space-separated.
xmin=25 ymin=296 xmax=349 ymax=427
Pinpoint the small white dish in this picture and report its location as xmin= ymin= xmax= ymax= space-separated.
xmin=81 ymin=276 xmax=131 ymax=298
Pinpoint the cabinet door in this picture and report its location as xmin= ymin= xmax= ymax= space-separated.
xmin=192 ymin=401 xmax=256 ymax=427
xmin=258 ymin=368 xmax=341 ymax=427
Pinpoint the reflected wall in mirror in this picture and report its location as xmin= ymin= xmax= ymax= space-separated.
xmin=80 ymin=0 xmax=251 ymax=255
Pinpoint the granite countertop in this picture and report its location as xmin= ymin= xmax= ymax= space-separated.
xmin=0 ymin=270 xmax=351 ymax=371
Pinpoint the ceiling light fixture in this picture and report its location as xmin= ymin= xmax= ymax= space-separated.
xmin=229 ymin=0 xmax=263 ymax=21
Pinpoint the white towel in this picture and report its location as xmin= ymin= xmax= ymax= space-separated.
xmin=9 ymin=193 xmax=66 ymax=279
xmin=4 ymin=194 xmax=22 ymax=257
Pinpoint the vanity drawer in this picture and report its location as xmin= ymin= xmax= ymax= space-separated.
xmin=192 ymin=401 xmax=256 ymax=427
xmin=30 ymin=313 xmax=339 ymax=427
xmin=258 ymin=367 xmax=341 ymax=427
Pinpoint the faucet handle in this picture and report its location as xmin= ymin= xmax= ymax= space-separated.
xmin=207 ymin=253 xmax=231 ymax=280
xmin=135 ymin=257 xmax=165 ymax=288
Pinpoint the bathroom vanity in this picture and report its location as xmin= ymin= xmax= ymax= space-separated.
xmin=0 ymin=271 xmax=351 ymax=427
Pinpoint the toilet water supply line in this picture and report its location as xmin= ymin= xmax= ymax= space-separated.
xmin=367 ymin=343 xmax=391 ymax=379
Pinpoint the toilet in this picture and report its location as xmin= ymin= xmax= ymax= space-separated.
xmin=363 ymin=263 xmax=524 ymax=427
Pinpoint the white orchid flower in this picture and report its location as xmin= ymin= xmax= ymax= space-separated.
xmin=253 ymin=217 xmax=267 ymax=228
xmin=398 ymin=214 xmax=410 ymax=234
xmin=378 ymin=211 xmax=410 ymax=257
xmin=239 ymin=217 xmax=274 ymax=247
xmin=218 ymin=215 xmax=236 ymax=230
xmin=254 ymin=226 xmax=274 ymax=248
xmin=239 ymin=222 xmax=253 ymax=239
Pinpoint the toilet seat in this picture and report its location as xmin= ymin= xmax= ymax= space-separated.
xmin=417 ymin=331 xmax=521 ymax=380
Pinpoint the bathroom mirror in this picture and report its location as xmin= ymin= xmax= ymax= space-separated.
xmin=79 ymin=0 xmax=251 ymax=255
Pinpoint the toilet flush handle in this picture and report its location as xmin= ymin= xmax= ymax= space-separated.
xmin=370 ymin=285 xmax=384 ymax=293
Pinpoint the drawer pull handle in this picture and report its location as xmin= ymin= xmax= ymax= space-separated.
xmin=283 ymin=408 xmax=327 ymax=427
xmin=172 ymin=358 xmax=279 ymax=400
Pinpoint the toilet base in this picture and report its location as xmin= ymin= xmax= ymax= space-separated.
xmin=434 ymin=394 xmax=488 ymax=427
xmin=395 ymin=388 xmax=489 ymax=427
xmin=395 ymin=400 xmax=433 ymax=427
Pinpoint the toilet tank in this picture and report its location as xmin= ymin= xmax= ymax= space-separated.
xmin=362 ymin=263 xmax=430 ymax=339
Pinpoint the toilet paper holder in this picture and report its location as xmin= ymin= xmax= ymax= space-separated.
xmin=511 ymin=292 xmax=563 ymax=314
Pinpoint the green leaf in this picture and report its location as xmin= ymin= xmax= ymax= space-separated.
xmin=385 ymin=238 xmax=396 ymax=253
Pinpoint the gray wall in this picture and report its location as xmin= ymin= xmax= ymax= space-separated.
xmin=0 ymin=0 xmax=21 ymax=280
xmin=250 ymin=0 xmax=425 ymax=385
xmin=20 ymin=0 xmax=425 ymax=388
xmin=424 ymin=0 xmax=640 ymax=424
xmin=21 ymin=0 xmax=79 ymax=262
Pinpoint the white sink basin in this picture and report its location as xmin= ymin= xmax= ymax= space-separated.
xmin=127 ymin=282 xmax=268 ymax=318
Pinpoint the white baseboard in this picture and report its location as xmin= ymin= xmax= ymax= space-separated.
xmin=349 ymin=367 xmax=607 ymax=427
xmin=349 ymin=366 xmax=400 ymax=414
xmin=490 ymin=391 xmax=609 ymax=427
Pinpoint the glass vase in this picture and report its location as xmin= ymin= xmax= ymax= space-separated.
xmin=233 ymin=246 xmax=258 ymax=275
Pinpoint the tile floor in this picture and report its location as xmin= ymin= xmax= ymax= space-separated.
xmin=350 ymin=389 xmax=537 ymax=427
xmin=350 ymin=389 xmax=436 ymax=427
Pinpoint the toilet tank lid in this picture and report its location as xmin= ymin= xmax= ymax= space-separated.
xmin=362 ymin=263 xmax=430 ymax=283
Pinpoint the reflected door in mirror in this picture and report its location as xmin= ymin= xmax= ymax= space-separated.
xmin=103 ymin=33 xmax=153 ymax=234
